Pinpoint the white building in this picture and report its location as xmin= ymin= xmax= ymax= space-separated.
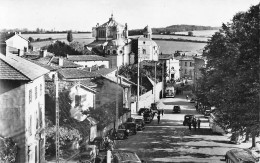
xmin=67 ymin=55 xmax=110 ymax=68
xmin=5 ymin=32 xmax=29 ymax=56
xmin=0 ymin=54 xmax=49 ymax=163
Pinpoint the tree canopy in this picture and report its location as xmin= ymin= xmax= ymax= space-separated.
xmin=67 ymin=30 xmax=73 ymax=42
xmin=196 ymin=3 xmax=259 ymax=145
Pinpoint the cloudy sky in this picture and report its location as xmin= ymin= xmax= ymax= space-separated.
xmin=1 ymin=0 xmax=258 ymax=31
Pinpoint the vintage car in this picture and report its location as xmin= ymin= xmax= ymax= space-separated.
xmin=126 ymin=117 xmax=135 ymax=123
xmin=138 ymin=108 xmax=150 ymax=115
xmin=183 ymin=114 xmax=195 ymax=126
xmin=225 ymin=148 xmax=259 ymax=163
xmin=134 ymin=118 xmax=145 ymax=131
xmin=123 ymin=122 xmax=137 ymax=135
xmin=173 ymin=105 xmax=181 ymax=113
xmin=143 ymin=112 xmax=153 ymax=123
xmin=115 ymin=129 xmax=129 ymax=140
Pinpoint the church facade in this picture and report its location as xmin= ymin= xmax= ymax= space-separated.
xmin=90 ymin=15 xmax=159 ymax=68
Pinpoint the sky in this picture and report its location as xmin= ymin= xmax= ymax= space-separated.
xmin=0 ymin=0 xmax=259 ymax=31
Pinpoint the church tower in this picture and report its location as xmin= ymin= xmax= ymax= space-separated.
xmin=143 ymin=25 xmax=152 ymax=39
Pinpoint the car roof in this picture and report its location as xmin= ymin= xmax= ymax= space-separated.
xmin=226 ymin=149 xmax=258 ymax=162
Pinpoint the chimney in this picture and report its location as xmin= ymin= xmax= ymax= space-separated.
xmin=58 ymin=57 xmax=64 ymax=66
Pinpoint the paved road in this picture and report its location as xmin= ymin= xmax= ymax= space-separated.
xmin=115 ymin=95 xmax=252 ymax=163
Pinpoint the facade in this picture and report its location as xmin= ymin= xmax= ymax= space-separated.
xmin=179 ymin=57 xmax=194 ymax=80
xmin=132 ymin=26 xmax=159 ymax=62
xmin=159 ymin=54 xmax=180 ymax=81
xmin=0 ymin=54 xmax=49 ymax=163
xmin=67 ymin=55 xmax=110 ymax=68
xmin=5 ymin=32 xmax=29 ymax=56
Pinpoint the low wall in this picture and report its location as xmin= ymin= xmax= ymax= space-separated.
xmin=131 ymin=82 xmax=163 ymax=113
xmin=96 ymin=112 xmax=131 ymax=138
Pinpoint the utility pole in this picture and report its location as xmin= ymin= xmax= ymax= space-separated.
xmin=55 ymin=74 xmax=60 ymax=163
xmin=115 ymin=66 xmax=119 ymax=129
xmin=154 ymin=61 xmax=157 ymax=103
xmin=136 ymin=53 xmax=140 ymax=113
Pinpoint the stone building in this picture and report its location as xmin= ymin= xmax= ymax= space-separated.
xmin=0 ymin=54 xmax=49 ymax=163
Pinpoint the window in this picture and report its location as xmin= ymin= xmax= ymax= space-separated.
xmin=190 ymin=62 xmax=192 ymax=67
xmin=142 ymin=49 xmax=146 ymax=54
xmin=107 ymin=50 xmax=110 ymax=55
xmin=190 ymin=70 xmax=192 ymax=75
xmin=119 ymin=50 xmax=123 ymax=54
xmin=113 ymin=50 xmax=117 ymax=54
xmin=40 ymin=84 xmax=42 ymax=96
xmin=29 ymin=115 xmax=32 ymax=135
xmin=185 ymin=62 xmax=187 ymax=66
xmin=35 ymin=86 xmax=37 ymax=99
xmin=75 ymin=95 xmax=81 ymax=107
xmin=185 ymin=69 xmax=187 ymax=74
xmin=29 ymin=89 xmax=32 ymax=103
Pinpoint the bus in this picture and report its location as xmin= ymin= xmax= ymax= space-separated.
xmin=164 ymin=86 xmax=176 ymax=98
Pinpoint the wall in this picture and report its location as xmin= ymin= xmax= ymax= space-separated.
xmin=166 ymin=58 xmax=180 ymax=80
xmin=179 ymin=59 xmax=194 ymax=79
xmin=72 ymin=60 xmax=109 ymax=68
xmin=131 ymin=82 xmax=163 ymax=113
xmin=6 ymin=35 xmax=28 ymax=56
xmin=0 ymin=80 xmax=26 ymax=163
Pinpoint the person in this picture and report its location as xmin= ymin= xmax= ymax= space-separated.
xmin=158 ymin=110 xmax=161 ymax=116
xmin=188 ymin=119 xmax=192 ymax=130
xmin=161 ymin=109 xmax=164 ymax=116
xmin=186 ymin=95 xmax=189 ymax=101
xmin=197 ymin=118 xmax=201 ymax=129
xmin=192 ymin=118 xmax=197 ymax=131
xmin=157 ymin=114 xmax=161 ymax=124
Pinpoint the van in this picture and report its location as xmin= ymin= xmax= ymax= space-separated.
xmin=225 ymin=148 xmax=259 ymax=163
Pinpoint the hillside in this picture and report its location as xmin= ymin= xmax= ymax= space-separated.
xmin=129 ymin=25 xmax=220 ymax=36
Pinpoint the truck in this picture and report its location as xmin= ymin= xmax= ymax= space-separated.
xmin=164 ymin=84 xmax=176 ymax=98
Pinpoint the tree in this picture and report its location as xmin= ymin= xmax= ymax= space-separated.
xmin=46 ymin=41 xmax=82 ymax=56
xmin=197 ymin=3 xmax=259 ymax=147
xmin=67 ymin=30 xmax=73 ymax=42
xmin=0 ymin=137 xmax=18 ymax=163
xmin=28 ymin=37 xmax=34 ymax=42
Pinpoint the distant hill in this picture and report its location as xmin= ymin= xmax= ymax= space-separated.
xmin=129 ymin=25 xmax=220 ymax=36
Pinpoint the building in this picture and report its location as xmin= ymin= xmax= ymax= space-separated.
xmin=67 ymin=54 xmax=110 ymax=68
xmin=132 ymin=26 xmax=159 ymax=62
xmin=0 ymin=54 xmax=49 ymax=163
xmin=159 ymin=54 xmax=180 ymax=81
xmin=5 ymin=32 xmax=29 ymax=56
xmin=179 ymin=57 xmax=194 ymax=80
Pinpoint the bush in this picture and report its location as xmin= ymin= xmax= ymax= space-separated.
xmin=0 ymin=137 xmax=18 ymax=163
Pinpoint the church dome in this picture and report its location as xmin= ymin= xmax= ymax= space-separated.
xmin=143 ymin=25 xmax=152 ymax=33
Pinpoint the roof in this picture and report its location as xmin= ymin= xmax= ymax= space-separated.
xmin=78 ymin=79 xmax=97 ymax=87
xmin=104 ymin=76 xmax=131 ymax=88
xmin=86 ymin=40 xmax=108 ymax=48
xmin=5 ymin=33 xmax=29 ymax=43
xmin=58 ymin=68 xmax=100 ymax=79
xmin=67 ymin=55 xmax=109 ymax=61
xmin=137 ymin=36 xmax=158 ymax=46
xmin=92 ymin=68 xmax=117 ymax=76
xmin=107 ymin=38 xmax=129 ymax=46
xmin=0 ymin=54 xmax=49 ymax=81
xmin=99 ymin=15 xmax=124 ymax=28
xmin=179 ymin=57 xmax=194 ymax=61
xmin=159 ymin=54 xmax=173 ymax=60
xmin=226 ymin=149 xmax=258 ymax=162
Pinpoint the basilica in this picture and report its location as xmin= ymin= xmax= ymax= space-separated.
xmin=89 ymin=14 xmax=159 ymax=68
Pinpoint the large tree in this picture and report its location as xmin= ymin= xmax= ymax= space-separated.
xmin=67 ymin=30 xmax=73 ymax=42
xmin=197 ymin=3 xmax=259 ymax=147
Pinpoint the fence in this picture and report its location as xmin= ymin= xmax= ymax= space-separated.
xmin=131 ymin=82 xmax=163 ymax=113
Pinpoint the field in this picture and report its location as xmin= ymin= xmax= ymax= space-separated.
xmin=24 ymin=31 xmax=209 ymax=54
xmin=175 ymin=30 xmax=218 ymax=37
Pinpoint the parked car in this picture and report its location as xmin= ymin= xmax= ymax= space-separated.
xmin=143 ymin=112 xmax=153 ymax=123
xmin=225 ymin=148 xmax=259 ymax=163
xmin=173 ymin=105 xmax=181 ymax=113
xmin=99 ymin=150 xmax=142 ymax=163
xmin=183 ymin=114 xmax=195 ymax=126
xmin=150 ymin=103 xmax=159 ymax=114
xmin=138 ymin=108 xmax=149 ymax=115
xmin=189 ymin=98 xmax=195 ymax=103
xmin=134 ymin=118 xmax=145 ymax=131
xmin=126 ymin=117 xmax=135 ymax=123
xmin=124 ymin=122 xmax=137 ymax=135
xmin=204 ymin=110 xmax=211 ymax=118
xmin=115 ymin=129 xmax=129 ymax=140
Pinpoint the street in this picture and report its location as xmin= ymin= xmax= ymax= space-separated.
xmin=115 ymin=95 xmax=253 ymax=163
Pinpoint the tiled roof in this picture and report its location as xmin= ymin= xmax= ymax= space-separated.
xmin=86 ymin=41 xmax=108 ymax=47
xmin=58 ymin=68 xmax=100 ymax=79
xmin=92 ymin=68 xmax=117 ymax=76
xmin=51 ymin=57 xmax=82 ymax=68
xmin=78 ymin=79 xmax=97 ymax=87
xmin=159 ymin=54 xmax=173 ymax=60
xmin=67 ymin=55 xmax=109 ymax=61
xmin=0 ymin=59 xmax=29 ymax=80
xmin=0 ymin=54 xmax=49 ymax=80
xmin=104 ymin=76 xmax=131 ymax=88
xmin=99 ymin=16 xmax=124 ymax=28
xmin=5 ymin=34 xmax=29 ymax=42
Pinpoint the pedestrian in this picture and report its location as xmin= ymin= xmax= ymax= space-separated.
xmin=188 ymin=121 xmax=192 ymax=130
xmin=186 ymin=95 xmax=189 ymax=101
xmin=158 ymin=110 xmax=161 ymax=116
xmin=192 ymin=118 xmax=197 ymax=131
xmin=161 ymin=109 xmax=164 ymax=116
xmin=157 ymin=114 xmax=161 ymax=124
xmin=197 ymin=118 xmax=201 ymax=129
